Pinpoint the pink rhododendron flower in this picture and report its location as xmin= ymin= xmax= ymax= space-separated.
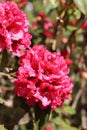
xmin=65 ymin=59 xmax=73 ymax=67
xmin=80 ymin=21 xmax=87 ymax=29
xmin=71 ymin=19 xmax=77 ymax=26
xmin=61 ymin=49 xmax=73 ymax=67
xmin=44 ymin=125 xmax=53 ymax=130
xmin=14 ymin=45 xmax=73 ymax=110
xmin=37 ymin=12 xmax=50 ymax=22
xmin=38 ymin=12 xmax=45 ymax=18
xmin=43 ymin=22 xmax=55 ymax=38
xmin=0 ymin=2 xmax=31 ymax=56
xmin=61 ymin=49 xmax=70 ymax=58
xmin=44 ymin=31 xmax=54 ymax=38
xmin=32 ymin=12 xmax=55 ymax=38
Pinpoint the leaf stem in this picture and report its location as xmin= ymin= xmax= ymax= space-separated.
xmin=0 ymin=50 xmax=8 ymax=72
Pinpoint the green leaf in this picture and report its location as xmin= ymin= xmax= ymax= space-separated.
xmin=61 ymin=120 xmax=72 ymax=130
xmin=54 ymin=117 xmax=62 ymax=125
xmin=45 ymin=2 xmax=58 ymax=14
xmin=73 ymin=0 xmax=87 ymax=14
xmin=73 ymin=10 xmax=81 ymax=19
xmin=49 ymin=0 xmax=56 ymax=5
xmin=20 ymin=125 xmax=28 ymax=130
xmin=0 ymin=97 xmax=4 ymax=104
xmin=67 ymin=25 xmax=77 ymax=31
xmin=24 ymin=10 xmax=34 ymax=24
xmin=0 ymin=125 xmax=7 ymax=130
xmin=55 ymin=108 xmax=61 ymax=113
xmin=33 ymin=1 xmax=44 ymax=13
xmin=64 ymin=106 xmax=76 ymax=115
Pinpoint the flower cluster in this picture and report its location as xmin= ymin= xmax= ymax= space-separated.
xmin=0 ymin=2 xmax=31 ymax=56
xmin=14 ymin=45 xmax=73 ymax=110
xmin=32 ymin=12 xmax=55 ymax=38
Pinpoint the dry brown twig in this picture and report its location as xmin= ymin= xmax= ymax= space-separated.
xmin=81 ymin=78 xmax=87 ymax=130
xmin=0 ymin=72 xmax=13 ymax=80
xmin=72 ymin=89 xmax=82 ymax=109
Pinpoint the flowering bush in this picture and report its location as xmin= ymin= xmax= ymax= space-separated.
xmin=14 ymin=45 xmax=73 ymax=110
xmin=0 ymin=1 xmax=31 ymax=56
xmin=1 ymin=0 xmax=87 ymax=129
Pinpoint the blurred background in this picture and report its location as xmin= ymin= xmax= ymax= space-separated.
xmin=0 ymin=0 xmax=87 ymax=130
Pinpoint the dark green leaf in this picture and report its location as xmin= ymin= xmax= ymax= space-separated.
xmin=20 ymin=125 xmax=28 ymax=130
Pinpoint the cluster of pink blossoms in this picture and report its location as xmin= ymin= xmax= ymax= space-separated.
xmin=14 ymin=45 xmax=73 ymax=110
xmin=0 ymin=2 xmax=31 ymax=56
xmin=32 ymin=12 xmax=55 ymax=38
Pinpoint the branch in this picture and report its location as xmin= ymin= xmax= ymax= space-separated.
xmin=72 ymin=89 xmax=82 ymax=109
xmin=81 ymin=78 xmax=87 ymax=129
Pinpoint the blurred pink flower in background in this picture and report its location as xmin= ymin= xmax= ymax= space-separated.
xmin=18 ymin=0 xmax=27 ymax=8
xmin=80 ymin=21 xmax=87 ymax=29
xmin=44 ymin=125 xmax=53 ymax=130
xmin=61 ymin=48 xmax=73 ymax=67
xmin=43 ymin=22 xmax=55 ymax=38
xmin=32 ymin=12 xmax=55 ymax=38
xmin=6 ymin=0 xmax=27 ymax=8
